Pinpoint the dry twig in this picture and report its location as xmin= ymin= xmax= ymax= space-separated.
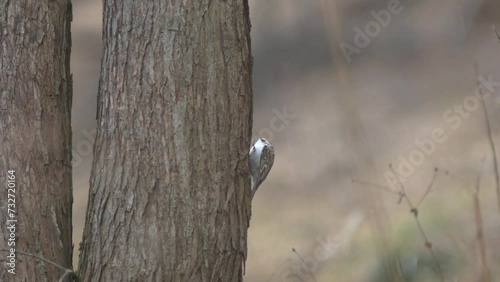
xmin=354 ymin=166 xmax=445 ymax=281
xmin=472 ymin=153 xmax=492 ymax=282
xmin=476 ymin=64 xmax=500 ymax=214
xmin=0 ymin=249 xmax=75 ymax=281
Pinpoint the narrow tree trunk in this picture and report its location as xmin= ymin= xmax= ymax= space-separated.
xmin=78 ymin=1 xmax=253 ymax=281
xmin=0 ymin=1 xmax=73 ymax=281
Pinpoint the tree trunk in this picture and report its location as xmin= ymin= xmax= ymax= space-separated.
xmin=78 ymin=0 xmax=253 ymax=281
xmin=0 ymin=1 xmax=73 ymax=281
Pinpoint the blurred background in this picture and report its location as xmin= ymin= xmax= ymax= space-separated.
xmin=71 ymin=0 xmax=500 ymax=281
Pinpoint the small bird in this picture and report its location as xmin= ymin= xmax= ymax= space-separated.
xmin=248 ymin=138 xmax=275 ymax=199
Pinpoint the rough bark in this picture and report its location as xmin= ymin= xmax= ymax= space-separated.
xmin=78 ymin=0 xmax=253 ymax=281
xmin=0 ymin=1 xmax=73 ymax=281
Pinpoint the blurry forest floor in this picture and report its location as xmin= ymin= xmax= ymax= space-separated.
xmin=71 ymin=1 xmax=500 ymax=281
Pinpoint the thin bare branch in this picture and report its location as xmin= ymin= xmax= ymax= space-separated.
xmin=0 ymin=249 xmax=72 ymax=273
xmin=388 ymin=164 xmax=445 ymax=281
xmin=355 ymin=165 xmax=445 ymax=280
xmin=475 ymin=152 xmax=488 ymax=194
xmin=415 ymin=168 xmax=439 ymax=208
xmin=292 ymin=248 xmax=317 ymax=282
xmin=493 ymin=26 xmax=500 ymax=42
xmin=476 ymin=64 xmax=500 ymax=214
xmin=472 ymin=153 xmax=492 ymax=282
xmin=266 ymin=259 xmax=294 ymax=282
xmin=389 ymin=164 xmax=414 ymax=208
